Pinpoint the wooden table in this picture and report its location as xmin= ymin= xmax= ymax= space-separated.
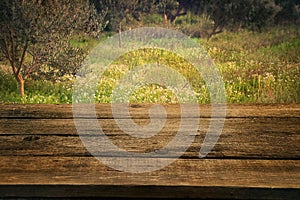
xmin=0 ymin=104 xmax=299 ymax=199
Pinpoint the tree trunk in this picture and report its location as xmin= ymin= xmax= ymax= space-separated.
xmin=164 ymin=13 xmax=169 ymax=27
xmin=118 ymin=22 xmax=122 ymax=48
xmin=17 ymin=78 xmax=25 ymax=97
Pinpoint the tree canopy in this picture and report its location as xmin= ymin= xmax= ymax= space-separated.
xmin=0 ymin=0 xmax=105 ymax=96
xmin=91 ymin=0 xmax=299 ymax=33
xmin=0 ymin=0 xmax=299 ymax=97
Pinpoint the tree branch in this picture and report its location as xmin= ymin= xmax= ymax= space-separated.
xmin=16 ymin=42 xmax=28 ymax=78
xmin=0 ymin=37 xmax=11 ymax=61
xmin=174 ymin=1 xmax=187 ymax=18
xmin=24 ymin=62 xmax=39 ymax=80
xmin=9 ymin=28 xmax=16 ymax=71
xmin=208 ymin=23 xmax=224 ymax=39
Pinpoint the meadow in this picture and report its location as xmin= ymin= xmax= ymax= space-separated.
xmin=0 ymin=25 xmax=299 ymax=104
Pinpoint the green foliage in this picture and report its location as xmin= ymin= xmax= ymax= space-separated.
xmin=94 ymin=49 xmax=208 ymax=104
xmin=0 ymin=0 xmax=106 ymax=96
xmin=96 ymin=0 xmax=157 ymax=31
xmin=90 ymin=0 xmax=299 ymax=39
xmin=91 ymin=0 xmax=292 ymax=36
xmin=200 ymin=26 xmax=300 ymax=103
xmin=174 ymin=13 xmax=214 ymax=38
xmin=0 ymin=71 xmax=72 ymax=104
xmin=1 ymin=26 xmax=299 ymax=104
xmin=91 ymin=25 xmax=300 ymax=104
xmin=275 ymin=0 xmax=300 ymax=24
xmin=199 ymin=0 xmax=281 ymax=37
xmin=0 ymin=71 xmax=20 ymax=103
xmin=143 ymin=14 xmax=164 ymax=26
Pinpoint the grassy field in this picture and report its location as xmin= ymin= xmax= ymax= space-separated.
xmin=0 ymin=25 xmax=299 ymax=104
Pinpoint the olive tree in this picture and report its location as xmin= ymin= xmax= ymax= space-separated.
xmin=94 ymin=0 xmax=156 ymax=47
xmin=0 ymin=0 xmax=105 ymax=97
xmin=159 ymin=0 xmax=203 ymax=25
xmin=157 ymin=0 xmax=280 ymax=38
xmin=200 ymin=0 xmax=280 ymax=38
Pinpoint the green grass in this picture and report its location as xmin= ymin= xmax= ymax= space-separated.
xmin=0 ymin=72 xmax=72 ymax=104
xmin=199 ymin=26 xmax=300 ymax=103
xmin=0 ymin=25 xmax=299 ymax=104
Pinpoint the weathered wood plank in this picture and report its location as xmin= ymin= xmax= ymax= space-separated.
xmin=0 ymin=104 xmax=299 ymax=119
xmin=1 ymin=117 xmax=299 ymax=136
xmin=0 ymin=156 xmax=299 ymax=198
xmin=0 ymin=119 xmax=300 ymax=159
xmin=2 ymin=156 xmax=299 ymax=187
xmin=0 ymin=104 xmax=299 ymax=199
xmin=0 ymin=117 xmax=299 ymax=158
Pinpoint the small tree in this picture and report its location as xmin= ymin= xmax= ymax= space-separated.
xmin=0 ymin=0 xmax=105 ymax=97
xmin=200 ymin=0 xmax=280 ymax=38
xmin=96 ymin=0 xmax=156 ymax=47
xmin=98 ymin=0 xmax=157 ymax=30
xmin=158 ymin=0 xmax=203 ymax=25
xmin=157 ymin=0 xmax=280 ymax=38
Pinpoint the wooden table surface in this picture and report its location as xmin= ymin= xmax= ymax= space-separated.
xmin=0 ymin=104 xmax=299 ymax=199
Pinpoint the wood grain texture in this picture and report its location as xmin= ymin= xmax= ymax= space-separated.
xmin=0 ymin=104 xmax=299 ymax=119
xmin=0 ymin=104 xmax=299 ymax=199
xmin=0 ymin=118 xmax=299 ymax=159
xmin=0 ymin=157 xmax=299 ymax=199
